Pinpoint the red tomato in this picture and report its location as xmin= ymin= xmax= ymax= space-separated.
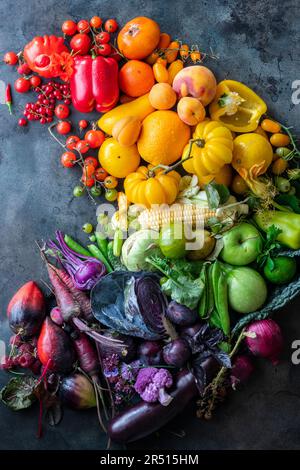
xmin=14 ymin=77 xmax=31 ymax=93
xmin=95 ymin=167 xmax=108 ymax=181
xmin=90 ymin=16 xmax=102 ymax=29
xmin=79 ymin=119 xmax=88 ymax=129
xmin=62 ymin=20 xmax=77 ymax=36
xmin=61 ymin=151 xmax=77 ymax=168
xmin=84 ymin=129 xmax=105 ymax=148
xmin=83 ymin=162 xmax=96 ymax=178
xmin=66 ymin=135 xmax=80 ymax=150
xmin=4 ymin=51 xmax=18 ymax=65
xmin=17 ymin=63 xmax=31 ymax=75
xmin=82 ymin=174 xmax=95 ymax=187
xmin=76 ymin=140 xmax=90 ymax=154
xmin=96 ymin=43 xmax=111 ymax=56
xmin=84 ymin=156 xmax=99 ymax=168
xmin=104 ymin=19 xmax=118 ymax=33
xmin=77 ymin=19 xmax=90 ymax=33
xmin=55 ymin=104 xmax=70 ymax=119
xmin=56 ymin=121 xmax=71 ymax=135
xmin=95 ymin=31 xmax=110 ymax=44
xmin=109 ymin=50 xmax=121 ymax=62
xmin=29 ymin=76 xmax=42 ymax=88
xmin=70 ymin=34 xmax=91 ymax=55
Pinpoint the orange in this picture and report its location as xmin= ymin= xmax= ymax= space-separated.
xmin=119 ymin=60 xmax=155 ymax=97
xmin=137 ymin=110 xmax=190 ymax=166
xmin=149 ymin=83 xmax=177 ymax=110
xmin=117 ymin=16 xmax=160 ymax=60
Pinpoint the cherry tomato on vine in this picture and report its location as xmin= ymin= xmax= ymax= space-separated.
xmin=61 ymin=151 xmax=77 ymax=168
xmin=14 ymin=77 xmax=30 ymax=93
xmin=4 ymin=51 xmax=18 ymax=65
xmin=73 ymin=185 xmax=85 ymax=197
xmin=90 ymin=185 xmax=102 ymax=197
xmin=190 ymin=51 xmax=201 ymax=62
xmin=84 ymin=156 xmax=98 ymax=168
xmin=82 ymin=174 xmax=95 ymax=188
xmin=104 ymin=19 xmax=118 ymax=33
xmin=95 ymin=31 xmax=110 ymax=44
xmin=104 ymin=175 xmax=118 ymax=189
xmin=70 ymin=34 xmax=91 ymax=55
xmin=83 ymin=162 xmax=96 ymax=178
xmin=17 ymin=63 xmax=31 ymax=75
xmin=105 ymin=188 xmax=118 ymax=201
xmin=84 ymin=129 xmax=105 ymax=148
xmin=90 ymin=16 xmax=102 ymax=29
xmin=55 ymin=104 xmax=70 ymax=119
xmin=66 ymin=135 xmax=80 ymax=150
xmin=77 ymin=19 xmax=90 ymax=33
xmin=62 ymin=20 xmax=77 ymax=36
xmin=18 ymin=118 xmax=27 ymax=127
xmin=29 ymin=76 xmax=41 ymax=88
xmin=96 ymin=43 xmax=111 ymax=56
xmin=79 ymin=119 xmax=88 ymax=130
xmin=95 ymin=167 xmax=108 ymax=181
xmin=76 ymin=140 xmax=90 ymax=154
xmin=56 ymin=121 xmax=71 ymax=135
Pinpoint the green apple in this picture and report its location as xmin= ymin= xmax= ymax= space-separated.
xmin=227 ymin=266 xmax=267 ymax=314
xmin=159 ymin=223 xmax=186 ymax=259
xmin=220 ymin=223 xmax=262 ymax=266
xmin=187 ymin=229 xmax=216 ymax=260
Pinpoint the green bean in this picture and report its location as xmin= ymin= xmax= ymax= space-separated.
xmin=64 ymin=234 xmax=92 ymax=257
xmin=87 ymin=244 xmax=113 ymax=273
xmin=95 ymin=231 xmax=109 ymax=257
xmin=113 ymin=229 xmax=123 ymax=258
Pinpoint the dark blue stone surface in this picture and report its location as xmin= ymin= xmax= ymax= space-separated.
xmin=0 ymin=0 xmax=300 ymax=450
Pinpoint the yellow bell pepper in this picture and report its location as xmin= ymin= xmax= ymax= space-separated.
xmin=209 ymin=80 xmax=267 ymax=133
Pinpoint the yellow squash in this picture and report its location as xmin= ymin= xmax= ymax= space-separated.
xmin=182 ymin=120 xmax=233 ymax=178
xmin=124 ymin=165 xmax=181 ymax=207
xmin=98 ymin=94 xmax=154 ymax=135
xmin=98 ymin=138 xmax=140 ymax=178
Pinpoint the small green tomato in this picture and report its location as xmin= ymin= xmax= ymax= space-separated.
xmin=73 ymin=185 xmax=85 ymax=197
xmin=275 ymin=176 xmax=291 ymax=193
xmin=105 ymin=189 xmax=118 ymax=202
xmin=90 ymin=185 xmax=102 ymax=197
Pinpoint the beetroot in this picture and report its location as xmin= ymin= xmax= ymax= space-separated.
xmin=7 ymin=281 xmax=46 ymax=337
xmin=37 ymin=317 xmax=75 ymax=374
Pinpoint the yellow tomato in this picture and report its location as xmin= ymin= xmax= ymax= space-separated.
xmin=197 ymin=164 xmax=233 ymax=188
xmin=98 ymin=138 xmax=140 ymax=178
xmin=232 ymin=133 xmax=273 ymax=176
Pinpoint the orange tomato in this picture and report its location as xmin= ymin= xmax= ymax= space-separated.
xmin=158 ymin=32 xmax=171 ymax=49
xmin=255 ymin=125 xmax=268 ymax=140
xmin=153 ymin=62 xmax=169 ymax=83
xmin=165 ymin=40 xmax=180 ymax=63
xmin=179 ymin=44 xmax=189 ymax=60
xmin=190 ymin=51 xmax=201 ymax=63
xmin=117 ymin=16 xmax=160 ymax=59
xmin=270 ymin=133 xmax=290 ymax=147
xmin=104 ymin=175 xmax=118 ymax=189
xmin=119 ymin=60 xmax=155 ymax=97
xmin=156 ymin=57 xmax=167 ymax=66
xmin=231 ymin=174 xmax=248 ymax=195
xmin=261 ymin=119 xmax=281 ymax=134
xmin=271 ymin=158 xmax=288 ymax=175
xmin=145 ymin=51 xmax=159 ymax=64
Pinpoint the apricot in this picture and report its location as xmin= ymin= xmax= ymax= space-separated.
xmin=149 ymin=83 xmax=177 ymax=110
xmin=177 ymin=97 xmax=206 ymax=126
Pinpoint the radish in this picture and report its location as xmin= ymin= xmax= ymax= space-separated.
xmin=7 ymin=281 xmax=46 ymax=337
xmin=37 ymin=317 xmax=75 ymax=374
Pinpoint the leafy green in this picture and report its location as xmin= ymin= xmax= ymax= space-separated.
xmin=146 ymin=255 xmax=205 ymax=309
xmin=205 ymin=182 xmax=230 ymax=209
xmin=0 ymin=376 xmax=37 ymax=411
xmin=276 ymin=193 xmax=300 ymax=214
xmin=256 ymin=224 xmax=283 ymax=268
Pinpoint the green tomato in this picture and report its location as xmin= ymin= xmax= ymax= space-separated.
xmin=275 ymin=147 xmax=291 ymax=157
xmin=89 ymin=234 xmax=96 ymax=242
xmin=73 ymin=185 xmax=85 ymax=197
xmin=263 ymin=256 xmax=297 ymax=285
xmin=105 ymin=189 xmax=118 ymax=202
xmin=227 ymin=267 xmax=267 ymax=314
xmin=159 ymin=223 xmax=186 ymax=259
xmin=82 ymin=223 xmax=93 ymax=234
xmin=90 ymin=185 xmax=102 ymax=197
xmin=275 ymin=177 xmax=290 ymax=193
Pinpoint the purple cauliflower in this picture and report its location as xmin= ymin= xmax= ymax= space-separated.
xmin=134 ymin=367 xmax=173 ymax=406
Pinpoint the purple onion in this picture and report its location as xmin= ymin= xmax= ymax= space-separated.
xmin=47 ymin=231 xmax=106 ymax=291
xmin=230 ymin=355 xmax=254 ymax=389
xmin=166 ymin=301 xmax=198 ymax=327
xmin=245 ymin=319 xmax=283 ymax=365
xmin=163 ymin=338 xmax=191 ymax=368
xmin=138 ymin=341 xmax=163 ymax=366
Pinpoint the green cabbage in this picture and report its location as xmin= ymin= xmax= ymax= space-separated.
xmin=121 ymin=229 xmax=161 ymax=272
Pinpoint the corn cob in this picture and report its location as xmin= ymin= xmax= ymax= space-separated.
xmin=138 ymin=204 xmax=217 ymax=230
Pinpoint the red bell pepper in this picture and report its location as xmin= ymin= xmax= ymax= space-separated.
xmin=23 ymin=35 xmax=71 ymax=80
xmin=70 ymin=56 xmax=119 ymax=114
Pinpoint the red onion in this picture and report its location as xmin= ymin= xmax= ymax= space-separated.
xmin=245 ymin=319 xmax=283 ymax=365
xmin=230 ymin=355 xmax=254 ymax=389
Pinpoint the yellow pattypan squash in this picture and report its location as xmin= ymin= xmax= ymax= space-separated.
xmin=98 ymin=138 xmax=140 ymax=178
xmin=124 ymin=165 xmax=181 ymax=207
xmin=182 ymin=120 xmax=233 ymax=178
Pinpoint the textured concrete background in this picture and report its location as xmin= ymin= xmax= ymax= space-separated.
xmin=0 ymin=0 xmax=300 ymax=450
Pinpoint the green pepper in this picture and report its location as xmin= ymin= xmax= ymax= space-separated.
xmin=254 ymin=210 xmax=300 ymax=250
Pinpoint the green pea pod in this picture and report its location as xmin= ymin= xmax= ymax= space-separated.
xmin=113 ymin=229 xmax=123 ymax=258
xmin=198 ymin=266 xmax=208 ymax=318
xmin=209 ymin=309 xmax=223 ymax=330
xmin=64 ymin=234 xmax=92 ymax=257
xmin=216 ymin=272 xmax=230 ymax=336
xmin=95 ymin=231 xmax=108 ymax=257
xmin=207 ymin=264 xmax=215 ymax=316
xmin=87 ymin=244 xmax=113 ymax=273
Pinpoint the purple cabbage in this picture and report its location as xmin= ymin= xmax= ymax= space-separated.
xmin=47 ymin=231 xmax=106 ymax=291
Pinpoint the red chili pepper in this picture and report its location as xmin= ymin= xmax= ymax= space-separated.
xmin=70 ymin=56 xmax=119 ymax=113
xmin=5 ymin=84 xmax=12 ymax=114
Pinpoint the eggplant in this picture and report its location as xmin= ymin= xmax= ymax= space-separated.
xmin=7 ymin=281 xmax=46 ymax=337
xmin=108 ymin=369 xmax=197 ymax=443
